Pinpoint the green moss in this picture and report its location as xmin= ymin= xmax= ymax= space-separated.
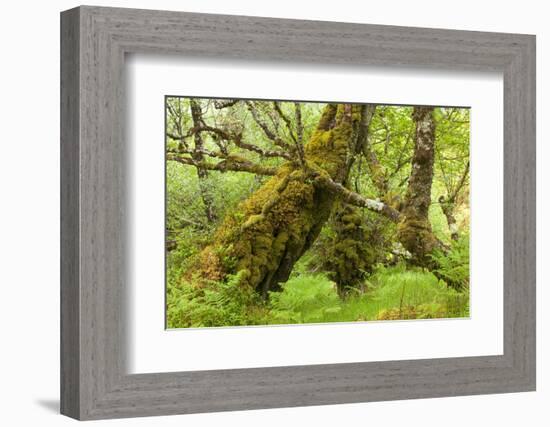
xmin=322 ymin=203 xmax=371 ymax=296
xmin=315 ymin=103 xmax=338 ymax=130
xmin=187 ymin=104 xmax=364 ymax=297
xmin=304 ymin=104 xmax=359 ymax=178
xmin=397 ymin=217 xmax=439 ymax=267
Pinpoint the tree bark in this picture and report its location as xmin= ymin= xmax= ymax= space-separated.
xmin=397 ymin=106 xmax=440 ymax=267
xmin=439 ymin=196 xmax=459 ymax=241
xmin=189 ymin=99 xmax=217 ymax=223
xmin=439 ymin=161 xmax=469 ymax=241
xmin=189 ymin=104 xmax=364 ymax=296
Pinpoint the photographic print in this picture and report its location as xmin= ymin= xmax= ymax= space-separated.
xmin=165 ymin=98 xmax=470 ymax=328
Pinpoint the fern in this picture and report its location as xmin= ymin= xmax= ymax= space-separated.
xmin=430 ymin=234 xmax=470 ymax=290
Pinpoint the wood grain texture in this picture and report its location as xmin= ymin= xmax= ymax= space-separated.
xmin=60 ymin=5 xmax=536 ymax=420
xmin=60 ymin=7 xmax=80 ymax=419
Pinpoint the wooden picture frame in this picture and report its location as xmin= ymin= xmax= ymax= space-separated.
xmin=60 ymin=5 xmax=536 ymax=420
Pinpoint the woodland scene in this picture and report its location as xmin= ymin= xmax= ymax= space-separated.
xmin=165 ymin=97 xmax=470 ymax=328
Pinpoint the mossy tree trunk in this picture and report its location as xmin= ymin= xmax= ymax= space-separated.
xmin=323 ymin=203 xmax=372 ymax=297
xmin=191 ymin=104 xmax=364 ymax=297
xmin=397 ymin=106 xmax=440 ymax=267
xmin=322 ymin=105 xmax=380 ymax=296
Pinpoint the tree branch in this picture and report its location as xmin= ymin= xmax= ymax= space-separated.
xmin=233 ymin=137 xmax=293 ymax=160
xmin=273 ymin=102 xmax=298 ymax=144
xmin=166 ymin=131 xmax=192 ymax=141
xmin=294 ymin=102 xmax=303 ymax=145
xmin=213 ymin=99 xmax=240 ymax=109
xmin=246 ymin=101 xmax=292 ymax=150
xmin=449 ymin=160 xmax=470 ymax=203
xmin=167 ymin=153 xmax=278 ymax=176
xmin=285 ymin=102 xmax=306 ymax=167
xmin=167 ymin=146 xmax=224 ymax=159
xmin=168 ymin=127 xmax=291 ymax=160
xmin=312 ymin=173 xmax=401 ymax=222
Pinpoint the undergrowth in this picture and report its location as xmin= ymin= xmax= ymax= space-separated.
xmin=167 ymin=263 xmax=469 ymax=328
xmin=430 ymin=234 xmax=470 ymax=290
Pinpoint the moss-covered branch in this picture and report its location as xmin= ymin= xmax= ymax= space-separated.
xmin=167 ymin=153 xmax=278 ymax=176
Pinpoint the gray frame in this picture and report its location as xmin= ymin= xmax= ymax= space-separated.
xmin=61 ymin=5 xmax=536 ymax=421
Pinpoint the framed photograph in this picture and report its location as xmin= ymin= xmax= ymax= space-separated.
xmin=60 ymin=5 xmax=536 ymax=420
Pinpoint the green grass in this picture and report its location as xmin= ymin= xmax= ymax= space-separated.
xmin=167 ymin=264 xmax=469 ymax=328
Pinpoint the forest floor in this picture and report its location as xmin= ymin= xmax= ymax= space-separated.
xmin=167 ymin=261 xmax=470 ymax=329
xmin=264 ymin=264 xmax=469 ymax=325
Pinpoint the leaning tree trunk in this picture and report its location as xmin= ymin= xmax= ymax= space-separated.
xmin=189 ymin=104 xmax=362 ymax=298
xmin=397 ymin=107 xmax=440 ymax=267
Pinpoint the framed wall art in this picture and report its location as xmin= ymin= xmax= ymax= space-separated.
xmin=60 ymin=5 xmax=536 ymax=420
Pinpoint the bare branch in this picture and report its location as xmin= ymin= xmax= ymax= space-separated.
xmin=166 ymin=146 xmax=225 ymax=159
xmin=390 ymin=155 xmax=412 ymax=179
xmin=167 ymin=153 xmax=278 ymax=176
xmin=166 ymin=99 xmax=191 ymax=151
xmin=398 ymin=175 xmax=410 ymax=188
xmin=312 ymin=173 xmax=401 ymax=222
xmin=246 ymin=101 xmax=291 ymax=150
xmin=168 ymin=127 xmax=291 ymax=160
xmin=294 ymin=102 xmax=303 ymax=145
xmin=213 ymin=99 xmax=240 ymax=109
xmin=355 ymin=105 xmax=389 ymax=194
xmin=388 ymin=130 xmax=413 ymax=179
xmin=290 ymin=102 xmax=307 ymax=167
xmin=273 ymin=102 xmax=298 ymax=144
xmin=202 ymin=123 xmax=291 ymax=159
xmin=449 ymin=160 xmax=470 ymax=203
xmin=166 ymin=101 xmax=184 ymax=135
xmin=234 ymin=139 xmax=293 ymax=159
xmin=437 ymin=160 xmax=452 ymax=196
xmin=166 ymin=131 xmax=192 ymax=141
